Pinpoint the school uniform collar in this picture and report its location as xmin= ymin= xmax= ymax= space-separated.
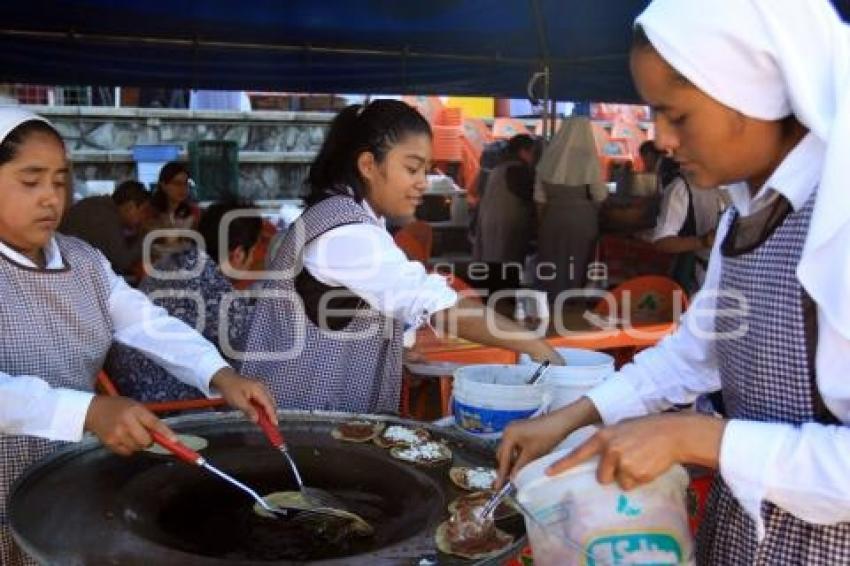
xmin=724 ymin=132 xmax=824 ymax=217
xmin=335 ymin=185 xmax=386 ymax=229
xmin=0 ymin=236 xmax=64 ymax=270
xmin=360 ymin=198 xmax=387 ymax=229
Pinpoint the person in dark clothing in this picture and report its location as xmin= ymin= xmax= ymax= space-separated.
xmin=473 ymin=134 xmax=537 ymax=292
xmin=106 ymin=202 xmax=263 ymax=403
xmin=60 ymin=180 xmax=153 ymax=275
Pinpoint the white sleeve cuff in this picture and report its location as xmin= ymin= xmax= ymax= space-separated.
xmin=585 ymin=372 xmax=651 ymax=425
xmin=404 ymin=278 xmax=458 ymax=330
xmin=196 ymin=352 xmax=230 ymax=398
xmin=719 ymin=419 xmax=790 ymax=540
xmin=49 ymin=389 xmax=96 ymax=442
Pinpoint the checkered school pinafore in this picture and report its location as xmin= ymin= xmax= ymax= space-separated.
xmin=697 ymin=192 xmax=850 ymax=564
xmin=0 ymin=235 xmax=113 ymax=565
xmin=240 ymin=196 xmax=404 ymax=414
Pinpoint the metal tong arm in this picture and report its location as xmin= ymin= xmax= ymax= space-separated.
xmin=251 ymin=401 xmax=306 ymax=492
xmin=526 ymin=360 xmax=551 ymax=385
xmin=150 ymin=430 xmax=279 ymax=514
xmin=150 ymin=430 xmax=205 ymax=466
xmin=479 ymin=481 xmax=516 ymax=520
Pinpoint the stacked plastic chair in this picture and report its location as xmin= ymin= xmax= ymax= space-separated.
xmin=431 ymin=107 xmax=464 ymax=163
xmin=491 ymin=117 xmax=530 ymax=140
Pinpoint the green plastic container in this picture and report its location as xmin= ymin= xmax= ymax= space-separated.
xmin=188 ymin=140 xmax=239 ymax=201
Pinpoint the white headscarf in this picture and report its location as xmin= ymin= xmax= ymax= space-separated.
xmin=637 ymin=0 xmax=850 ymax=339
xmin=536 ymin=116 xmax=602 ymax=186
xmin=0 ymin=107 xmax=50 ymax=145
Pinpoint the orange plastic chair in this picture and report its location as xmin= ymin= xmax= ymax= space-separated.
xmin=394 ymin=220 xmax=433 ymax=264
xmin=596 ymin=235 xmax=676 ymax=287
xmin=459 ymin=137 xmax=482 ymax=194
xmin=491 ymin=118 xmax=530 ymax=140
xmin=591 ymin=275 xmax=688 ymax=367
xmin=436 ymin=107 xmax=463 ymax=126
xmin=402 ymin=95 xmax=444 ymax=123
xmin=593 ymin=275 xmax=689 ymax=323
xmin=462 ymin=118 xmax=491 ymax=155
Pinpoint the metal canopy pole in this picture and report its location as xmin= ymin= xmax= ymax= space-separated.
xmin=530 ymin=0 xmax=554 ymax=140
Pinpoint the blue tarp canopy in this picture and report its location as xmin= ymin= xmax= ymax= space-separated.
xmin=1 ymin=1 xmax=849 ymax=103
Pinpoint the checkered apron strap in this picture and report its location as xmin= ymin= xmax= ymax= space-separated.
xmin=241 ymin=196 xmax=404 ymax=414
xmin=699 ymin=192 xmax=850 ymax=564
xmin=0 ymin=236 xmax=113 ymax=565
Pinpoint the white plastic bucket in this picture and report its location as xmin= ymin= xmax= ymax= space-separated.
xmin=518 ymin=348 xmax=615 ymax=410
xmin=452 ymin=364 xmax=550 ymax=438
xmin=515 ymin=448 xmax=694 ymax=566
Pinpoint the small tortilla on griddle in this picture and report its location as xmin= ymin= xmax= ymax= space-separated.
xmin=389 ymin=442 xmax=452 ymax=466
xmin=331 ymin=420 xmax=385 ymax=443
xmin=448 ymin=491 xmax=519 ymax=521
xmin=435 ymin=520 xmax=514 ymax=560
xmin=254 ymin=491 xmax=373 ymax=536
xmin=449 ymin=466 xmax=497 ymax=491
xmin=373 ymin=425 xmax=431 ymax=448
xmin=145 ymin=434 xmax=208 ymax=455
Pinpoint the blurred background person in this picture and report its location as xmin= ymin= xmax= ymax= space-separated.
xmin=473 ymin=133 xmax=538 ymax=294
xmin=646 ymin=157 xmax=725 ymax=294
xmin=534 ymin=117 xmax=609 ymax=301
xmin=60 ymin=180 xmax=152 ymax=277
xmin=105 ymin=201 xmax=262 ymax=403
xmin=147 ymin=161 xmax=200 ymax=257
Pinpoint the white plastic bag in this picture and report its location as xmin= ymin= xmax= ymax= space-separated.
xmin=515 ymin=449 xmax=694 ymax=565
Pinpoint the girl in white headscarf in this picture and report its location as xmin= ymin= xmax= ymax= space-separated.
xmin=534 ymin=116 xmax=609 ymax=300
xmin=0 ymin=108 xmax=276 ymax=565
xmin=498 ymin=1 xmax=850 ymax=563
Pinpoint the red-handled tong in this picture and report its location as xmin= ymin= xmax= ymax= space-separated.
xmin=150 ymin=430 xmax=289 ymax=518
xmin=252 ymin=401 xmax=307 ymax=493
xmin=251 ymin=402 xmax=345 ymax=509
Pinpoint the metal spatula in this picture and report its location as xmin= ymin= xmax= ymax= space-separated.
xmin=150 ymin=431 xmax=289 ymax=518
xmin=150 ymin=431 xmax=346 ymax=523
xmin=252 ymin=402 xmax=348 ymax=511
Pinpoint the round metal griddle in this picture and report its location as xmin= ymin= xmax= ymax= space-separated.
xmin=9 ymin=411 xmax=525 ymax=565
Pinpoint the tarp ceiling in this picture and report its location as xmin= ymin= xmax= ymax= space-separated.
xmin=1 ymin=1 xmax=849 ymax=103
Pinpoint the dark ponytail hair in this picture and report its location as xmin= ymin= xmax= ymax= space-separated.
xmin=151 ymin=161 xmax=192 ymax=218
xmin=304 ymin=99 xmax=432 ymax=206
xmin=0 ymin=120 xmax=65 ymax=166
xmin=507 ymin=134 xmax=536 ymax=156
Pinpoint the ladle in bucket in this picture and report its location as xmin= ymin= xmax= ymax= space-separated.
xmin=525 ymin=360 xmax=551 ymax=385
xmin=252 ymin=401 xmax=349 ymax=512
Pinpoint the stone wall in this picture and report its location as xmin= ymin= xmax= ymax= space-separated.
xmin=26 ymin=106 xmax=334 ymax=201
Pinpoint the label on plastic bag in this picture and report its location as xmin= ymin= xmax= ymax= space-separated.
xmin=585 ymin=531 xmax=683 ymax=565
xmin=517 ymin=456 xmax=694 ymax=566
